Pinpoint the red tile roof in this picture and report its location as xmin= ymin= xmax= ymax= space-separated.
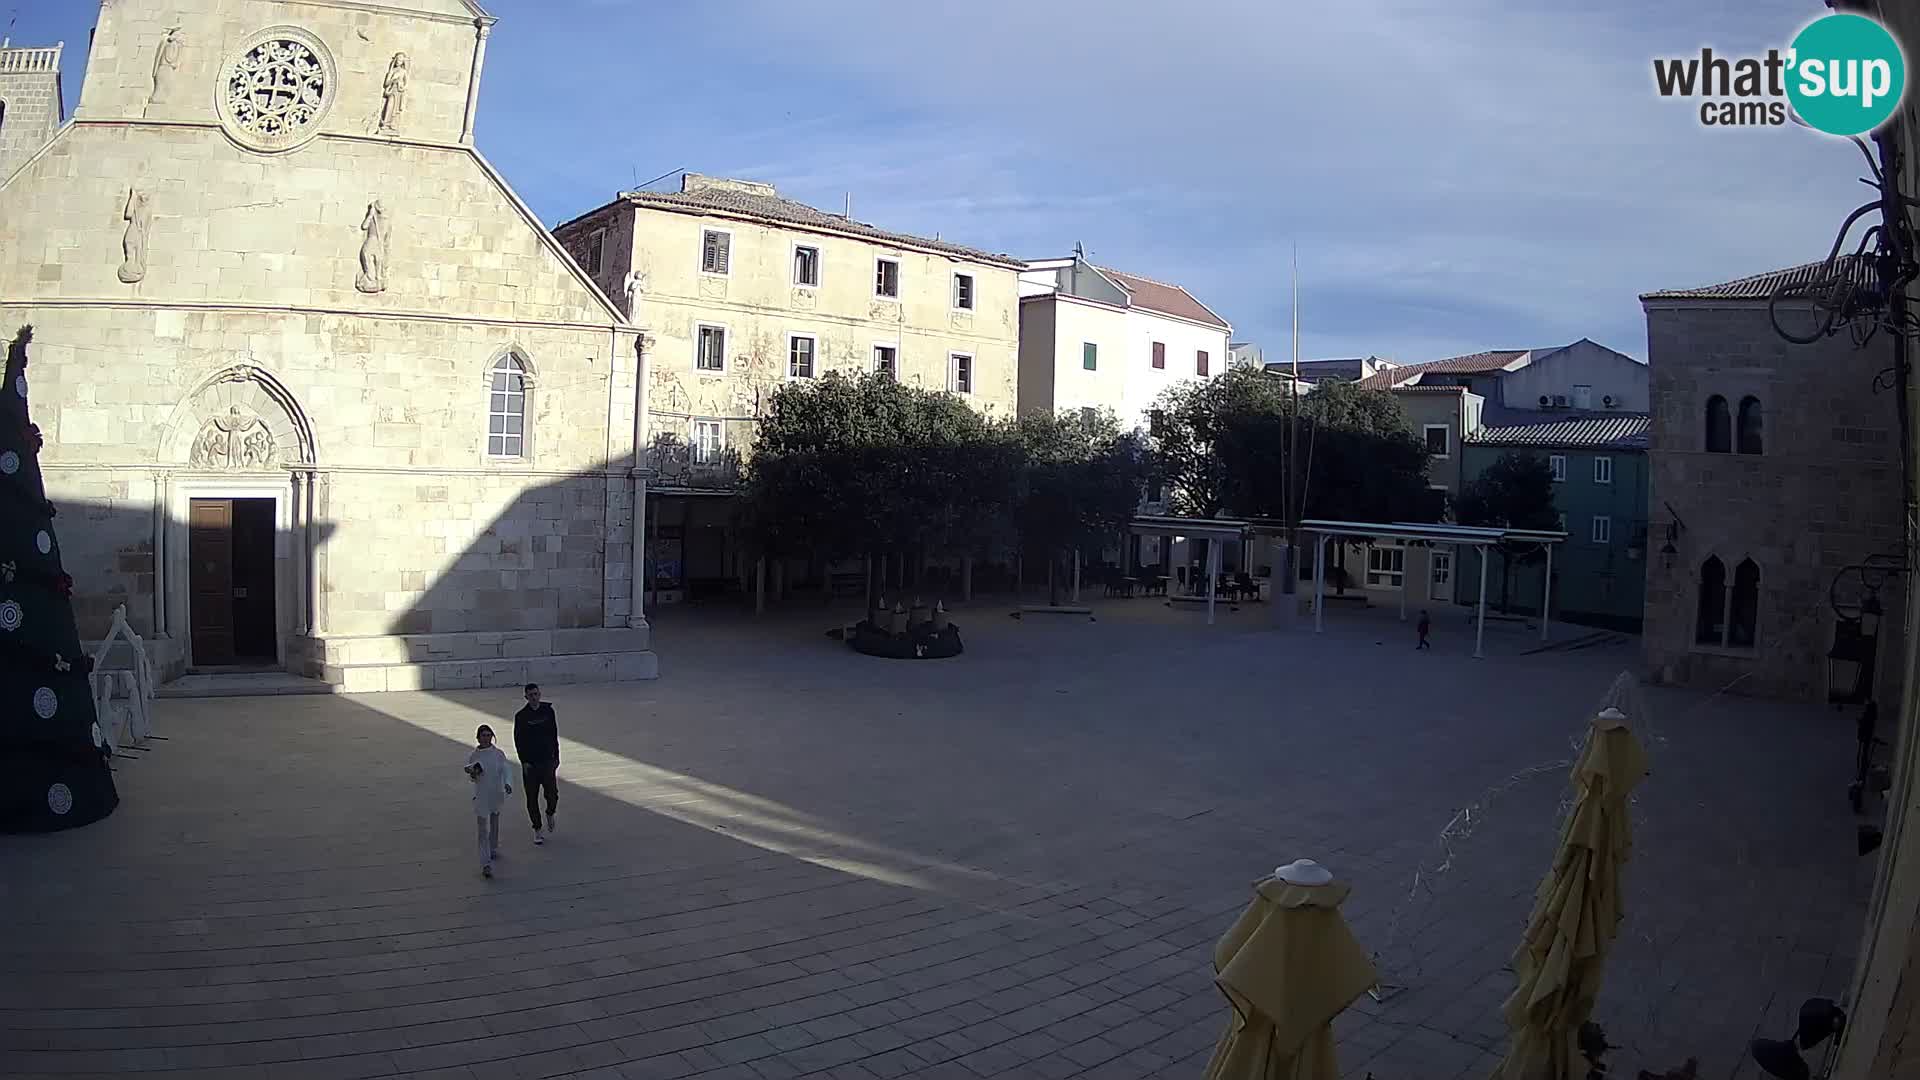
xmin=1095 ymin=267 xmax=1230 ymax=330
xmin=1354 ymin=349 xmax=1529 ymax=390
xmin=1639 ymin=254 xmax=1877 ymax=301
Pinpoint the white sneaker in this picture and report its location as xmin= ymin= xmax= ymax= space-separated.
xmin=533 ymin=829 xmax=544 ymax=845
xmin=546 ymin=813 xmax=556 ymax=835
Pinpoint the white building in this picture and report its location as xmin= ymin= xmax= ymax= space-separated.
xmin=1016 ymin=252 xmax=1231 ymax=431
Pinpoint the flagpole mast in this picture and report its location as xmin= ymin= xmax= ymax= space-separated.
xmin=1284 ymin=245 xmax=1301 ymax=601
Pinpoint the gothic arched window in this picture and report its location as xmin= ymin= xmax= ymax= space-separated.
xmin=1705 ymin=395 xmax=1732 ymax=454
xmin=487 ymin=353 xmax=530 ymax=459
xmin=1695 ymin=556 xmax=1726 ymax=645
xmin=1696 ymin=555 xmax=1760 ymax=649
xmin=1737 ymin=396 xmax=1763 ymax=455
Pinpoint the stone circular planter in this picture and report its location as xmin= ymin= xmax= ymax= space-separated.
xmin=843 ymin=619 xmax=964 ymax=659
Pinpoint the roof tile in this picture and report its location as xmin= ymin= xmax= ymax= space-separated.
xmin=1465 ymin=413 xmax=1649 ymax=451
xmin=614 ymin=187 xmax=1022 ymax=268
xmin=1354 ymin=349 xmax=1529 ymax=390
xmin=1639 ymin=254 xmax=1878 ymax=301
xmin=1095 ymin=266 xmax=1230 ymax=329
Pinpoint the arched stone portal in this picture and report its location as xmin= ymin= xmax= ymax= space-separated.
xmin=156 ymin=364 xmax=319 ymax=672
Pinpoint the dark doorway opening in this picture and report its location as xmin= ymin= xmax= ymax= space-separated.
xmin=188 ymin=497 xmax=278 ymax=668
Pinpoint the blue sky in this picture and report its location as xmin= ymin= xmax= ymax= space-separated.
xmin=14 ymin=0 xmax=1882 ymax=364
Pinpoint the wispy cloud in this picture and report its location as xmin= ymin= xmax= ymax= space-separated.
xmin=22 ymin=0 xmax=1872 ymax=363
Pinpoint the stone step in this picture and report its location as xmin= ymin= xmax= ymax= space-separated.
xmin=156 ymin=672 xmax=338 ymax=699
xmin=319 ymin=649 xmax=660 ymax=693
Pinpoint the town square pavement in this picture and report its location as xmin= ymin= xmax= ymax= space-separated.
xmin=0 ymin=596 xmax=1876 ymax=1079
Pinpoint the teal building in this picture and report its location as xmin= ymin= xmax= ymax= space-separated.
xmin=1458 ymin=414 xmax=1650 ymax=632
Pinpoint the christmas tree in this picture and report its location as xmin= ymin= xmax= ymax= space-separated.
xmin=0 ymin=326 xmax=118 ymax=832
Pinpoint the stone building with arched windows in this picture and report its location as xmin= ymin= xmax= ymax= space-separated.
xmin=1639 ymin=256 xmax=1903 ymax=702
xmin=0 ymin=0 xmax=657 ymax=690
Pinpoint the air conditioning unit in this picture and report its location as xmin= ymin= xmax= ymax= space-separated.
xmin=1538 ymin=395 xmax=1551 ymax=407
xmin=1602 ymin=394 xmax=1617 ymax=408
xmin=1551 ymin=395 xmax=1569 ymax=408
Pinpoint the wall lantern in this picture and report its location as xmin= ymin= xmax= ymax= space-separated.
xmin=1659 ymin=503 xmax=1686 ymax=572
xmin=1827 ymin=590 xmax=1883 ymax=707
xmin=1751 ymin=998 xmax=1847 ymax=1080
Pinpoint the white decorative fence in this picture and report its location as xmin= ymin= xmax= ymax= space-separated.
xmin=87 ymin=605 xmax=156 ymax=756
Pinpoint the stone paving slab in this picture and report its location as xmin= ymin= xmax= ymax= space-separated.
xmin=0 ymin=598 xmax=1875 ymax=1079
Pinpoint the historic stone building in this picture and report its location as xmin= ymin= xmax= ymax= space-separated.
xmin=1641 ymin=257 xmax=1902 ymax=702
xmin=0 ymin=0 xmax=656 ymax=690
xmin=554 ymin=174 xmax=1022 ymax=603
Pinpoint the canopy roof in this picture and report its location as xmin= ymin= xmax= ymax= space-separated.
xmin=1296 ymin=519 xmax=1566 ymax=547
xmin=1128 ymin=514 xmax=1253 ymax=540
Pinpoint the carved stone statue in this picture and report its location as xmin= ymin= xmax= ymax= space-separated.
xmin=117 ymin=189 xmax=150 ymax=285
xmin=189 ymin=405 xmax=276 ymax=470
xmin=378 ymin=53 xmax=409 ymax=134
xmin=354 ymin=199 xmax=389 ymax=294
xmin=622 ymin=269 xmax=647 ymax=321
xmin=146 ymin=27 xmax=183 ymax=116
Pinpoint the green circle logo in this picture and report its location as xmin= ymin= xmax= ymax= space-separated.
xmin=1787 ymin=13 xmax=1907 ymax=136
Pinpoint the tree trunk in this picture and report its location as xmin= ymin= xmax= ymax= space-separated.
xmin=1047 ymin=552 xmax=1060 ymax=607
xmin=1334 ymin=542 xmax=1348 ymax=596
xmin=864 ymin=553 xmax=877 ymax=622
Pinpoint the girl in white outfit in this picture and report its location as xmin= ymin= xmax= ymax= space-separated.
xmin=465 ymin=724 xmax=513 ymax=878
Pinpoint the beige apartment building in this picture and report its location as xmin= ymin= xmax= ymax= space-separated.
xmin=0 ymin=0 xmax=656 ymax=691
xmin=555 ymin=175 xmax=1022 ymax=602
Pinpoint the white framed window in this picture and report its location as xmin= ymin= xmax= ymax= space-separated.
xmin=1423 ymin=424 xmax=1450 ymax=458
xmin=874 ymin=257 xmax=901 ymax=299
xmin=953 ymin=272 xmax=975 ymax=310
xmin=949 ymin=352 xmax=973 ymax=394
xmin=486 ymin=353 xmax=529 ymax=459
xmin=793 ymin=243 xmax=820 ymax=288
xmin=1593 ymin=456 xmax=1613 ymax=484
xmin=691 ymin=419 xmax=724 ymax=464
xmin=1549 ymin=454 xmax=1567 ymax=482
xmin=1572 ymin=384 xmax=1593 ymax=409
xmin=872 ymin=344 xmax=897 ymax=379
xmin=788 ymin=334 xmax=816 ymax=379
xmin=1366 ymin=544 xmax=1405 ymax=588
xmin=695 ymin=323 xmax=727 ymax=373
xmin=584 ymin=229 xmax=605 ymax=276
xmin=1591 ymin=515 xmax=1612 ymax=544
xmin=700 ymin=228 xmax=732 ymax=276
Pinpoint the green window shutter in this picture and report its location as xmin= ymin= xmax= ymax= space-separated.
xmin=1083 ymin=343 xmax=1097 ymax=370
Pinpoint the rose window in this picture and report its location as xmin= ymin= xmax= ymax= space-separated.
xmin=217 ymin=28 xmax=336 ymax=152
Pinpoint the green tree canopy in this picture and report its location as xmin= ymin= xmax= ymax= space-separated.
xmin=1011 ymin=409 xmax=1149 ymax=603
xmin=1455 ymin=451 xmax=1561 ymax=611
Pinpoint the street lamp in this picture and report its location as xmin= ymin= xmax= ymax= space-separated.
xmin=1827 ymin=590 xmax=1883 ymax=707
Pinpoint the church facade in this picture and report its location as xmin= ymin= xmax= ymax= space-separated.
xmin=0 ymin=0 xmax=658 ymax=691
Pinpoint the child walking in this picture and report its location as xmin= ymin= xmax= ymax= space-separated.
xmin=464 ymin=724 xmax=513 ymax=878
xmin=1416 ymin=609 xmax=1432 ymax=651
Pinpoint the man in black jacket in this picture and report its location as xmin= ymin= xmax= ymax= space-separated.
xmin=513 ymin=683 xmax=560 ymax=844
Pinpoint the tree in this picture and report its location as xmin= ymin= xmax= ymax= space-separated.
xmin=1455 ymin=451 xmax=1560 ymax=612
xmin=740 ymin=372 xmax=1014 ymax=612
xmin=1011 ymin=410 xmax=1149 ymax=606
xmin=1147 ymin=367 xmax=1292 ymax=517
xmin=0 ymin=326 xmax=119 ymax=832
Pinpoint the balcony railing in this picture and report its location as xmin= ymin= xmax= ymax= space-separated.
xmin=645 ymin=437 xmax=742 ymax=491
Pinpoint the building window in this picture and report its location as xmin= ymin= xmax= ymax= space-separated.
xmin=1695 ymin=555 xmax=1760 ymax=649
xmin=584 ymin=229 xmax=605 ymax=276
xmin=1593 ymin=456 xmax=1613 ymax=484
xmin=873 ymin=344 xmax=897 ymax=379
xmin=1197 ymin=350 xmax=1210 ymax=376
xmin=486 ymin=353 xmax=529 ymax=459
xmin=695 ymin=324 xmax=726 ymax=372
xmin=691 ymin=419 xmax=724 ymax=464
xmin=789 ymin=334 xmax=816 ymax=379
xmin=700 ymin=229 xmax=731 ymax=275
xmin=1366 ymin=545 xmax=1405 ymax=588
xmin=793 ymin=245 xmax=820 ymax=288
xmin=1080 ymin=406 xmax=1099 ymax=430
xmin=1737 ymin=395 xmax=1763 ymax=455
xmin=1572 ymin=384 xmax=1593 ymax=409
xmin=1549 ymin=454 xmax=1566 ymax=482
xmin=1430 ymin=550 xmax=1452 ymax=594
xmin=1591 ymin=515 xmax=1612 ymax=544
xmin=1151 ymin=341 xmax=1165 ymax=369
xmin=1705 ymin=395 xmax=1732 ymax=453
xmin=953 ymin=273 xmax=974 ymax=310
xmin=1083 ymin=342 xmax=1098 ymax=371
xmin=950 ymin=353 xmax=973 ymax=394
xmin=874 ymin=257 xmax=900 ymax=299
xmin=1423 ymin=424 xmax=1450 ymax=458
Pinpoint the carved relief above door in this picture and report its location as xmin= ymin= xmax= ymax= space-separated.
xmin=163 ymin=364 xmax=317 ymax=470
xmin=189 ymin=404 xmax=278 ymax=470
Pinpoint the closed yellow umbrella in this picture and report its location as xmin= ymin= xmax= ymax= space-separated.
xmin=1492 ymin=707 xmax=1650 ymax=1080
xmin=1203 ymin=859 xmax=1379 ymax=1080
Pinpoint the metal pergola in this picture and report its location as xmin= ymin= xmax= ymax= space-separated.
xmin=1298 ymin=519 xmax=1567 ymax=658
xmin=1127 ymin=514 xmax=1253 ymax=625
